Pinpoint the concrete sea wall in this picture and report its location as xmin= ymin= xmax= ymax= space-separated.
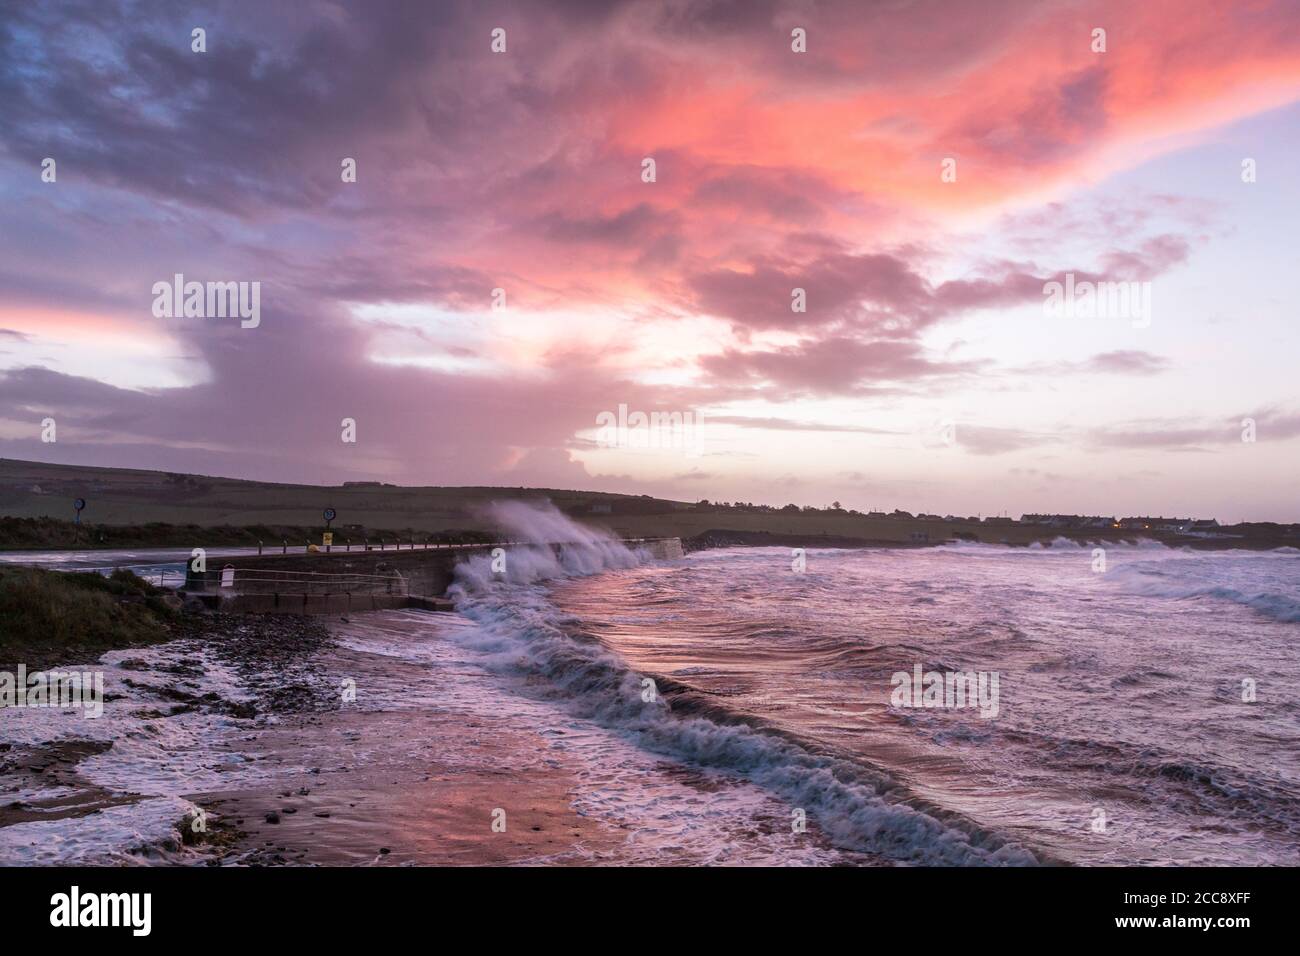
xmin=183 ymin=537 xmax=683 ymax=613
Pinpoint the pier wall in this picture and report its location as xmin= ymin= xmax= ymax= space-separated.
xmin=183 ymin=537 xmax=682 ymax=612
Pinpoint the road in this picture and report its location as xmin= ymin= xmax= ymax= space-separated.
xmin=0 ymin=546 xmax=268 ymax=586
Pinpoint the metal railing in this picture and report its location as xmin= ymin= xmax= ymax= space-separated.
xmin=200 ymin=566 xmax=409 ymax=596
xmin=263 ymin=536 xmax=675 ymax=554
xmin=44 ymin=537 xmax=679 ymax=594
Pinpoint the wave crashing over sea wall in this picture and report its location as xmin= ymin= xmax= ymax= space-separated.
xmin=447 ymin=501 xmax=1039 ymax=866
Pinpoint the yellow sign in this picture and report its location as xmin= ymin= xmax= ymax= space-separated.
xmin=322 ymin=532 xmax=334 ymax=547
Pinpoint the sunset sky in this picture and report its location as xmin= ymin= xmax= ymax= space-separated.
xmin=2 ymin=0 xmax=1299 ymax=520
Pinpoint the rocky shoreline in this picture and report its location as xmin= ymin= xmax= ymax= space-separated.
xmin=0 ymin=611 xmax=339 ymax=861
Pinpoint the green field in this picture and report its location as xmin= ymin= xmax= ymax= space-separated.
xmin=0 ymin=457 xmax=1039 ymax=547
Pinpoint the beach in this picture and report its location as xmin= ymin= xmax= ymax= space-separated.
xmin=1 ymin=605 xmax=855 ymax=866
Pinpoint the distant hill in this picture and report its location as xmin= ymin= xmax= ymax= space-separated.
xmin=0 ymin=457 xmax=989 ymax=546
xmin=0 ymin=458 xmax=687 ymax=534
xmin=4 ymin=458 xmax=1295 ymax=551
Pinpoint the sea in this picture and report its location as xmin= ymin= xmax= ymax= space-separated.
xmin=4 ymin=504 xmax=1297 ymax=865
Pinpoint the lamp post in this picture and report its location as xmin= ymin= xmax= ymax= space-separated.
xmin=323 ymin=508 xmax=337 ymax=553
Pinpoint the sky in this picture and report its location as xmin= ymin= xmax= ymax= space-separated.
xmin=1 ymin=0 xmax=1299 ymax=521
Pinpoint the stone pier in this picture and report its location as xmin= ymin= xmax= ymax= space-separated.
xmin=182 ymin=537 xmax=683 ymax=614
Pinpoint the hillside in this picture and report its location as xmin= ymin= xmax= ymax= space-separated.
xmin=0 ymin=458 xmax=681 ymax=534
xmin=3 ymin=458 xmax=1296 ymax=551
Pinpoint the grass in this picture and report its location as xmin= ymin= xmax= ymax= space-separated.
xmin=3 ymin=458 xmax=1296 ymax=551
xmin=0 ymin=515 xmax=498 ymax=551
xmin=0 ymin=566 xmax=176 ymax=669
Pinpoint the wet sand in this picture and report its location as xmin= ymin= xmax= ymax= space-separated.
xmin=194 ymin=648 xmax=629 ymax=865
xmin=3 ymin=608 xmax=856 ymax=866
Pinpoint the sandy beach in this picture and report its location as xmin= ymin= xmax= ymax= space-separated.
xmin=193 ymin=620 xmax=633 ymax=866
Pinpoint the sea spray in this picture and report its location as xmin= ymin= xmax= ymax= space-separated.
xmin=447 ymin=501 xmax=1039 ymax=865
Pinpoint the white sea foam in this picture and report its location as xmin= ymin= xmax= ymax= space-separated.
xmin=445 ymin=501 xmax=1038 ymax=866
xmin=0 ymin=642 xmax=283 ymax=864
xmin=0 ymin=796 xmax=200 ymax=865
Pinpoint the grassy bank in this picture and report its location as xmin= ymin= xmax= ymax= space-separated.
xmin=0 ymin=516 xmax=498 ymax=551
xmin=0 ymin=566 xmax=177 ymax=669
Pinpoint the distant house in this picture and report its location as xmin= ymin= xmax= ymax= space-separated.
xmin=1119 ymin=516 xmax=1189 ymax=532
xmin=1191 ymin=518 xmax=1219 ymax=530
xmin=867 ymin=511 xmax=888 ymax=519
xmin=1045 ymin=515 xmax=1079 ymax=528
xmin=1022 ymin=514 xmax=1113 ymax=530
xmin=983 ymin=516 xmax=1016 ymax=525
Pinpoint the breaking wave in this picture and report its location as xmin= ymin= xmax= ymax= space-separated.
xmin=446 ymin=501 xmax=1039 ymax=866
xmin=1108 ymin=559 xmax=1300 ymax=624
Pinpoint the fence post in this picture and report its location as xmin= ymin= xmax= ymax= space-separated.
xmin=257 ymin=540 xmax=263 ymax=556
xmin=282 ymin=539 xmax=287 ymax=554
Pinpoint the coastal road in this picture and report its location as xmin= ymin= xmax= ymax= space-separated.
xmin=0 ymin=546 xmax=268 ymax=586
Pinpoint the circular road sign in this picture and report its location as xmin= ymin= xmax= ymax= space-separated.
xmin=74 ymin=498 xmax=86 ymax=511
xmin=323 ymin=508 xmax=337 ymax=522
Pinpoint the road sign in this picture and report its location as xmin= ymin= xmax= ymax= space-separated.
xmin=73 ymin=498 xmax=86 ymax=525
xmin=323 ymin=507 xmax=337 ymax=524
xmin=322 ymin=532 xmax=334 ymax=547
